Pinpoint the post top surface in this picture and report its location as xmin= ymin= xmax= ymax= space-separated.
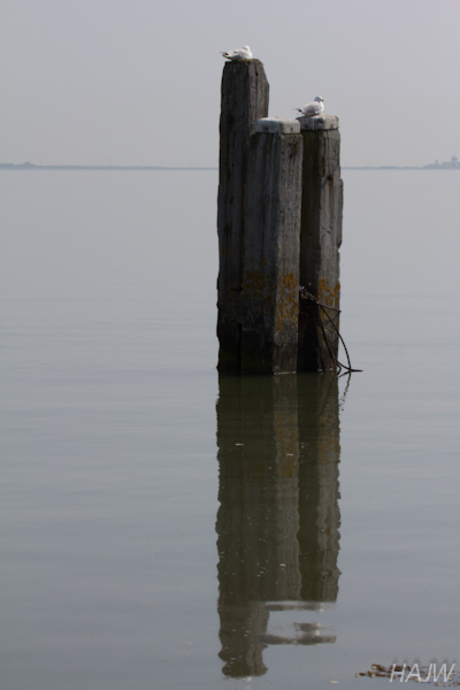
xmin=297 ymin=114 xmax=339 ymax=131
xmin=254 ymin=117 xmax=301 ymax=134
xmin=223 ymin=58 xmax=264 ymax=67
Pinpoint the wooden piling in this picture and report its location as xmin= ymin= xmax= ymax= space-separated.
xmin=217 ymin=60 xmax=269 ymax=372
xmin=241 ymin=118 xmax=303 ymax=374
xmin=217 ymin=62 xmax=344 ymax=375
xmin=297 ymin=115 xmax=343 ymax=371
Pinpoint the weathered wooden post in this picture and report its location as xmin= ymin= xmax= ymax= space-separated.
xmin=217 ymin=59 xmax=345 ymax=375
xmin=241 ymin=118 xmax=303 ymax=374
xmin=217 ymin=60 xmax=269 ymax=372
xmin=297 ymin=115 xmax=343 ymax=371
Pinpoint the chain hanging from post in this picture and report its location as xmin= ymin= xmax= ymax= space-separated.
xmin=299 ymin=287 xmax=362 ymax=375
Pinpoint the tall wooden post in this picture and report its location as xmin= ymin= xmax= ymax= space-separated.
xmin=297 ymin=115 xmax=343 ymax=371
xmin=217 ymin=60 xmax=269 ymax=372
xmin=217 ymin=61 xmax=344 ymax=375
xmin=241 ymin=118 xmax=303 ymax=374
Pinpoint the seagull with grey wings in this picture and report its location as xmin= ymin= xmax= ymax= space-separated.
xmin=221 ymin=45 xmax=253 ymax=61
xmin=296 ymin=96 xmax=324 ymax=116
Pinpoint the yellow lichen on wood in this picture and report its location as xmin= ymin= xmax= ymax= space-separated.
xmin=318 ymin=278 xmax=340 ymax=307
xmin=244 ymin=270 xmax=265 ymax=295
xmin=275 ymin=272 xmax=299 ymax=334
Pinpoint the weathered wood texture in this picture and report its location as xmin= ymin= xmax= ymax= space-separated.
xmin=217 ymin=60 xmax=269 ymax=372
xmin=241 ymin=125 xmax=303 ymax=374
xmin=297 ymin=117 xmax=343 ymax=371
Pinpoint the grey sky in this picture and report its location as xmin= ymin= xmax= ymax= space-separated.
xmin=1 ymin=0 xmax=459 ymax=167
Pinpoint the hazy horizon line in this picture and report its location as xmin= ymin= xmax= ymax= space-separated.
xmin=1 ymin=162 xmax=459 ymax=171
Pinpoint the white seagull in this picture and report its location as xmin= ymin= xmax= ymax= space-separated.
xmin=221 ymin=46 xmax=253 ymax=61
xmin=296 ymin=96 xmax=324 ymax=117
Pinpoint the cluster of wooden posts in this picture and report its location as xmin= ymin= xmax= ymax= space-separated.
xmin=217 ymin=60 xmax=343 ymax=374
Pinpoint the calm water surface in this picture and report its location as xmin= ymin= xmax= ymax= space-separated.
xmin=1 ymin=170 xmax=459 ymax=689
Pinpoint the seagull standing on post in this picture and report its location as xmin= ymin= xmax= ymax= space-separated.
xmin=221 ymin=46 xmax=253 ymax=61
xmin=296 ymin=96 xmax=324 ymax=116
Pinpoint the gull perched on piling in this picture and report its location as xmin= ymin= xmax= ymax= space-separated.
xmin=296 ymin=96 xmax=324 ymax=116
xmin=221 ymin=46 xmax=253 ymax=61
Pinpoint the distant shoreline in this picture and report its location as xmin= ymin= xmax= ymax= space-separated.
xmin=0 ymin=163 xmax=217 ymax=171
xmin=342 ymin=166 xmax=459 ymax=170
xmin=1 ymin=163 xmax=459 ymax=171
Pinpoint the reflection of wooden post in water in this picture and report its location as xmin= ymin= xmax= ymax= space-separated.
xmin=216 ymin=373 xmax=340 ymax=678
xmin=297 ymin=374 xmax=341 ymax=601
xmin=216 ymin=375 xmax=300 ymax=677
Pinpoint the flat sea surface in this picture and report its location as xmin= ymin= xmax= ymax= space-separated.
xmin=1 ymin=168 xmax=459 ymax=689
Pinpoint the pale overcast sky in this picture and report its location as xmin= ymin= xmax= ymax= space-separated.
xmin=1 ymin=0 xmax=459 ymax=167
